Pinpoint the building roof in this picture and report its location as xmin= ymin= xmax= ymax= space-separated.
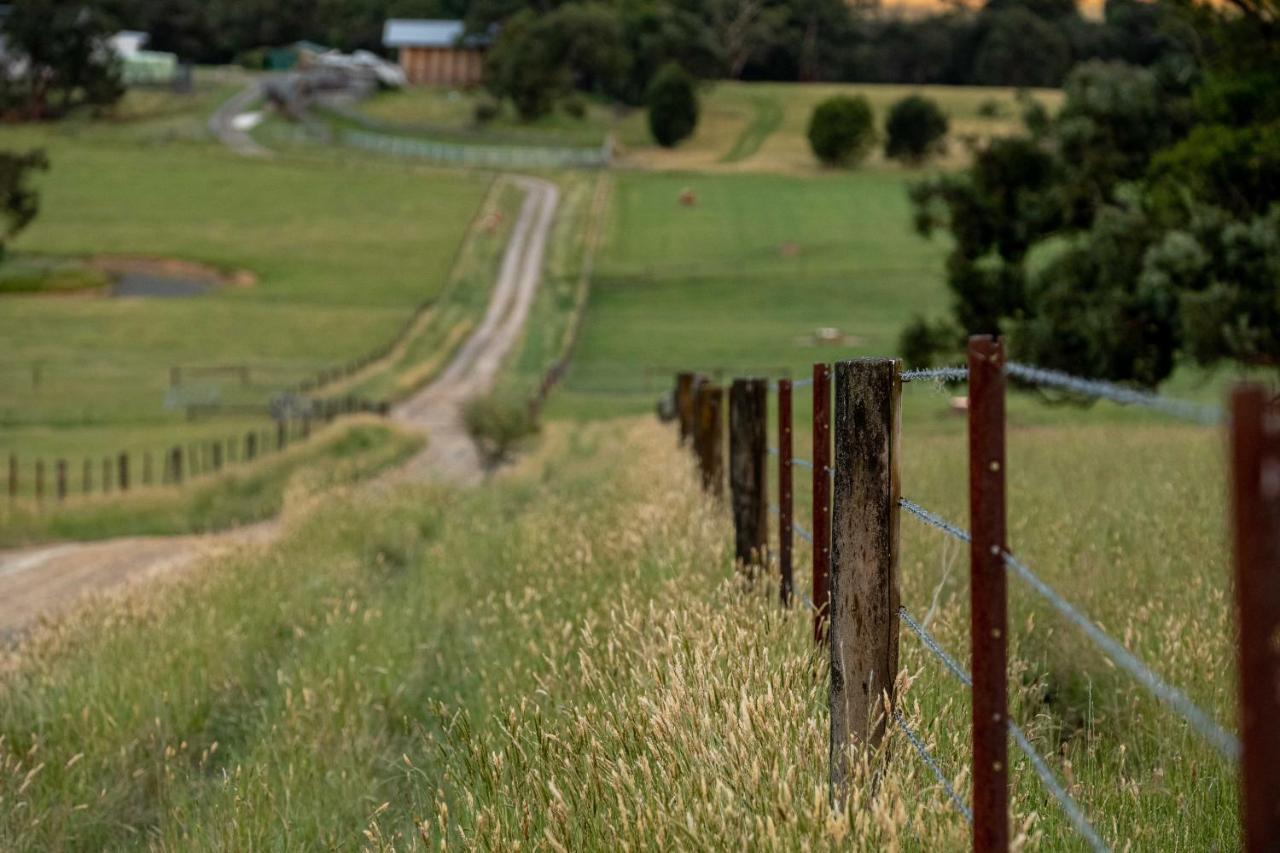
xmin=382 ymin=20 xmax=470 ymax=49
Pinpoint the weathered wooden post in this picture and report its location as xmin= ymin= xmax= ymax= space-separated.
xmin=693 ymin=382 xmax=724 ymax=497
xmin=1231 ymin=384 xmax=1280 ymax=853
xmin=7 ymin=453 xmax=16 ymax=501
xmin=83 ymin=458 xmax=93 ymax=493
xmin=143 ymin=452 xmax=153 ymax=486
xmin=246 ymin=431 xmax=257 ymax=461
xmin=729 ymin=378 xmax=769 ymax=574
xmin=829 ymin=358 xmax=901 ymax=793
xmin=56 ymin=459 xmax=67 ymax=502
xmin=778 ymin=378 xmax=794 ymax=605
xmin=813 ymin=362 xmax=832 ymax=643
xmin=102 ymin=457 xmax=112 ymax=494
xmin=118 ymin=453 xmax=129 ymax=492
xmin=171 ymin=446 xmax=183 ymax=485
xmin=968 ymin=335 xmax=1009 ymax=853
xmin=211 ymin=441 xmax=222 ymax=471
xmin=35 ymin=459 xmax=44 ymax=503
xmin=676 ymin=372 xmax=696 ymax=446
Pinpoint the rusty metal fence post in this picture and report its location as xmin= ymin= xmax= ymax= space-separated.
xmin=968 ymin=335 xmax=1009 ymax=853
xmin=813 ymin=363 xmax=832 ymax=643
xmin=779 ymin=378 xmax=794 ymax=605
xmin=829 ymin=358 xmax=901 ymax=793
xmin=729 ymin=378 xmax=768 ymax=574
xmin=1231 ymin=385 xmax=1280 ymax=853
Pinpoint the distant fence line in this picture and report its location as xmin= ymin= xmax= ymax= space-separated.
xmin=341 ymin=127 xmax=611 ymax=170
xmin=5 ymin=394 xmax=390 ymax=506
xmin=667 ymin=338 xmax=1279 ymax=852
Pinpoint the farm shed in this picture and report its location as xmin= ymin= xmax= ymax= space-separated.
xmin=382 ymin=20 xmax=487 ymax=87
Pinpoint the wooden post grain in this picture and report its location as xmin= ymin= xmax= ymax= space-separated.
xmin=676 ymin=372 xmax=696 ymax=445
xmin=968 ymin=335 xmax=1009 ymax=853
xmin=1231 ymin=385 xmax=1280 ymax=853
xmin=829 ymin=358 xmax=901 ymax=792
xmin=694 ymin=382 xmax=724 ymax=497
xmin=729 ymin=378 xmax=769 ymax=573
xmin=812 ymin=363 xmax=832 ymax=643
xmin=779 ymin=379 xmax=794 ymax=605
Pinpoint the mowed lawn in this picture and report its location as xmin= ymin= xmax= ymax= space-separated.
xmin=0 ymin=106 xmax=490 ymax=460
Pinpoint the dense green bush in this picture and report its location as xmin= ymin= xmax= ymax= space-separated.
xmin=885 ymin=95 xmax=949 ymax=164
xmin=806 ymin=95 xmax=875 ymax=167
xmin=646 ymin=62 xmax=699 ymax=148
xmin=463 ymin=393 xmax=541 ymax=471
xmin=473 ymin=97 xmax=501 ymax=125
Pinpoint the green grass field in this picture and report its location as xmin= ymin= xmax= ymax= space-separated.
xmin=0 ymin=415 xmax=1238 ymax=848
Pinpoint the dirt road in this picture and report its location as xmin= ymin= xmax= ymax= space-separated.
xmin=0 ymin=166 xmax=559 ymax=634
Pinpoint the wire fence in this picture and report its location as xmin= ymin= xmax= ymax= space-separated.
xmin=342 ymin=127 xmax=611 ymax=170
xmin=667 ymin=343 xmax=1275 ymax=851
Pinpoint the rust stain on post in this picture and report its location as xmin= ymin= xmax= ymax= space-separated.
xmin=779 ymin=379 xmax=794 ymax=605
xmin=813 ymin=363 xmax=832 ymax=643
xmin=829 ymin=358 xmax=901 ymax=792
xmin=968 ymin=335 xmax=1009 ymax=853
xmin=729 ymin=378 xmax=769 ymax=574
xmin=1231 ymin=385 xmax=1280 ymax=853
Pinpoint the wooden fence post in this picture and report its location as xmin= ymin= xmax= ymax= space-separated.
xmin=171 ymin=446 xmax=183 ymax=485
xmin=829 ymin=358 xmax=901 ymax=792
xmin=968 ymin=335 xmax=1009 ymax=853
xmin=7 ymin=453 xmax=15 ymax=501
xmin=779 ymin=378 xmax=794 ymax=605
xmin=1231 ymin=385 xmax=1280 ymax=853
xmin=676 ymin=372 xmax=696 ymax=445
xmin=212 ymin=441 xmax=222 ymax=471
xmin=102 ymin=457 xmax=112 ymax=494
xmin=813 ymin=363 xmax=832 ymax=643
xmin=729 ymin=378 xmax=769 ymax=574
xmin=35 ymin=459 xmax=44 ymax=503
xmin=246 ymin=432 xmax=257 ymax=461
xmin=56 ymin=459 xmax=67 ymax=502
xmin=694 ymin=382 xmax=724 ymax=496
xmin=119 ymin=453 xmax=129 ymax=492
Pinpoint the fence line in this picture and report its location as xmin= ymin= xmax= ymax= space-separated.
xmin=893 ymin=708 xmax=974 ymax=825
xmin=668 ymin=339 xmax=1273 ymax=851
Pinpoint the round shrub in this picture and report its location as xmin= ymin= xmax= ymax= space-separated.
xmin=885 ymin=95 xmax=949 ymax=164
xmin=647 ymin=62 xmax=699 ymax=148
xmin=473 ymin=97 xmax=501 ymax=125
xmin=806 ymin=95 xmax=875 ymax=167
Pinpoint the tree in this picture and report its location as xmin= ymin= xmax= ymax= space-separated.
xmin=971 ymin=7 xmax=1072 ymax=88
xmin=647 ymin=62 xmax=699 ymax=146
xmin=1 ymin=1 xmax=124 ymax=119
xmin=884 ymin=94 xmax=948 ymax=164
xmin=0 ymin=150 xmax=49 ymax=262
xmin=806 ymin=95 xmax=874 ymax=166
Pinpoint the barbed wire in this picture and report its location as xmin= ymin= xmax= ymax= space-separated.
xmin=901 ymin=367 xmax=970 ymax=384
xmin=893 ymin=708 xmax=974 ymax=825
xmin=899 ymin=607 xmax=972 ymax=688
xmin=1008 ymin=720 xmax=1109 ymax=853
xmin=899 ymin=498 xmax=972 ymax=545
xmin=1004 ymin=362 xmax=1222 ymax=425
xmin=1002 ymin=550 xmax=1241 ymax=762
xmin=899 ymin=607 xmax=1107 ymax=850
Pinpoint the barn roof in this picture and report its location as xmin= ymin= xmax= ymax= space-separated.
xmin=383 ymin=19 xmax=487 ymax=49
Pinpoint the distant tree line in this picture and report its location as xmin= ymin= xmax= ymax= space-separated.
xmin=903 ymin=0 xmax=1280 ymax=385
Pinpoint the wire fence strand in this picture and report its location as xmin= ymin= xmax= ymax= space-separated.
xmin=901 ymin=367 xmax=970 ymax=384
xmin=1002 ymin=550 xmax=1241 ymax=762
xmin=893 ymin=708 xmax=974 ymax=825
xmin=1004 ymin=362 xmax=1222 ymax=425
xmin=900 ymin=498 xmax=972 ymax=545
xmin=899 ymin=607 xmax=973 ymax=688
